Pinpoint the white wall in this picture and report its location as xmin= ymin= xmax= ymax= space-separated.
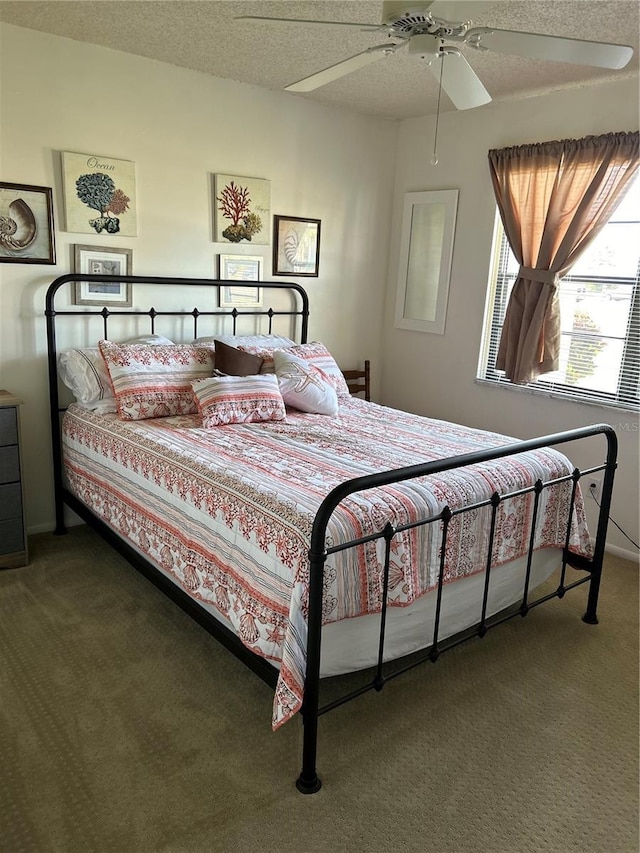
xmin=2 ymin=22 xmax=637 ymax=556
xmin=382 ymin=77 xmax=640 ymax=557
xmin=0 ymin=24 xmax=397 ymax=532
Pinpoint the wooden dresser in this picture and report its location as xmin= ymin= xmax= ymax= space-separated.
xmin=0 ymin=391 xmax=28 ymax=568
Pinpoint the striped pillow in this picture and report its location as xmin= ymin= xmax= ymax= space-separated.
xmin=191 ymin=374 xmax=286 ymax=427
xmin=99 ymin=341 xmax=215 ymax=420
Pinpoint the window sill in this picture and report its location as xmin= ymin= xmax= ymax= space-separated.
xmin=474 ymin=376 xmax=640 ymax=416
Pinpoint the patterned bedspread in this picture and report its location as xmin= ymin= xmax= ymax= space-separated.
xmin=62 ymin=398 xmax=592 ymax=727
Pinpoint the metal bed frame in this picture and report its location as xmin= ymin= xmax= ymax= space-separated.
xmin=45 ymin=273 xmax=618 ymax=794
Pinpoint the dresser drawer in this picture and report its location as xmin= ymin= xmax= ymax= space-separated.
xmin=0 ymin=518 xmax=25 ymax=555
xmin=0 ymin=445 xmax=20 ymax=484
xmin=0 ymin=407 xmax=18 ymax=447
xmin=0 ymin=393 xmax=27 ymax=568
xmin=0 ymin=483 xmax=22 ymax=522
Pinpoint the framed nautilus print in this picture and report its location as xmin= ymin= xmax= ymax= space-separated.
xmin=0 ymin=182 xmax=56 ymax=264
xmin=273 ymin=215 xmax=321 ymax=277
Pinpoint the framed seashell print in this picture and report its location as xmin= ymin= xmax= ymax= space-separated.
xmin=0 ymin=182 xmax=56 ymax=264
xmin=273 ymin=215 xmax=321 ymax=277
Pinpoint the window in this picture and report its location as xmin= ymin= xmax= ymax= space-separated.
xmin=479 ymin=176 xmax=640 ymax=410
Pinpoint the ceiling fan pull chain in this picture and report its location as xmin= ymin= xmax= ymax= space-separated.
xmin=431 ymin=51 xmax=445 ymax=166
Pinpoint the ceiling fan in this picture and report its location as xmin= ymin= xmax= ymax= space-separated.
xmin=237 ymin=1 xmax=634 ymax=110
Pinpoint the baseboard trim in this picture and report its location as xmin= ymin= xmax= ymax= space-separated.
xmin=28 ymin=509 xmax=84 ymax=536
xmin=605 ymin=543 xmax=639 ymax=564
xmin=27 ymin=522 xmax=55 ymax=535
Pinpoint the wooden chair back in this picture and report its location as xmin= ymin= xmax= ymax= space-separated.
xmin=342 ymin=360 xmax=370 ymax=401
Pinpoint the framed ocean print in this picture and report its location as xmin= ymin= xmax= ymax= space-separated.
xmin=218 ymin=253 xmax=264 ymax=307
xmin=214 ymin=174 xmax=270 ymax=245
xmin=273 ymin=215 xmax=321 ymax=277
xmin=73 ymin=244 xmax=133 ymax=306
xmin=62 ymin=151 xmax=137 ymax=236
xmin=0 ymin=182 xmax=56 ymax=264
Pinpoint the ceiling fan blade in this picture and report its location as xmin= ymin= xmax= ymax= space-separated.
xmin=429 ymin=51 xmax=492 ymax=110
xmin=285 ymin=47 xmax=394 ymax=92
xmin=468 ymin=28 xmax=634 ymax=70
xmin=236 ymin=15 xmax=382 ymax=32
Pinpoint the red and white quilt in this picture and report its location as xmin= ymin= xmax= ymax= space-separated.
xmin=62 ymin=398 xmax=592 ymax=728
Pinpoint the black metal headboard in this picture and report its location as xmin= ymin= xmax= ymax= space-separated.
xmin=45 ymin=273 xmax=310 ymax=531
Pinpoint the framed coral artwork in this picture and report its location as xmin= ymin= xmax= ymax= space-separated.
xmin=0 ymin=182 xmax=56 ymax=264
xmin=62 ymin=151 xmax=137 ymax=236
xmin=214 ymin=174 xmax=270 ymax=245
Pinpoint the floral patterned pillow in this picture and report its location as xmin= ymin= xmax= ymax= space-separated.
xmin=99 ymin=340 xmax=215 ymax=420
xmin=232 ymin=344 xmax=279 ymax=374
xmin=58 ymin=335 xmax=175 ymax=414
xmin=191 ymin=374 xmax=286 ymax=427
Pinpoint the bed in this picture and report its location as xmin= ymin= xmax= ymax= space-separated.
xmin=45 ymin=273 xmax=618 ymax=793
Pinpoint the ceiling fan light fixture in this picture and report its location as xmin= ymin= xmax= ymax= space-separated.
xmin=408 ymin=34 xmax=442 ymax=64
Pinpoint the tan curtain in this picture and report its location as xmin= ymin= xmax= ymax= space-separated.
xmin=488 ymin=131 xmax=639 ymax=385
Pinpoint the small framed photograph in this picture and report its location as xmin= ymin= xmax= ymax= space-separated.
xmin=273 ymin=215 xmax=321 ymax=277
xmin=73 ymin=244 xmax=133 ymax=306
xmin=0 ymin=182 xmax=56 ymax=264
xmin=218 ymin=253 xmax=264 ymax=307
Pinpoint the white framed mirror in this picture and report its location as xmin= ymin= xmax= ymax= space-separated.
xmin=394 ymin=189 xmax=458 ymax=335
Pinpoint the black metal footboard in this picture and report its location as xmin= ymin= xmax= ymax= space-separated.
xmin=296 ymin=424 xmax=617 ymax=793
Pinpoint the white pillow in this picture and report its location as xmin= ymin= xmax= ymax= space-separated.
xmin=57 ymin=347 xmax=116 ymax=413
xmin=193 ymin=334 xmax=296 ymax=348
xmin=278 ymin=342 xmax=351 ymax=398
xmin=124 ymin=334 xmax=175 ymax=345
xmin=273 ymin=349 xmax=338 ymax=415
xmin=57 ymin=334 xmax=175 ymax=412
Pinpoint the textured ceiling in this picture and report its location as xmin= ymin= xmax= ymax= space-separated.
xmin=0 ymin=1 xmax=638 ymax=119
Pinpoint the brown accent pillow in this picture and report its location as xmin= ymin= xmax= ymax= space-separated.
xmin=214 ymin=339 xmax=264 ymax=376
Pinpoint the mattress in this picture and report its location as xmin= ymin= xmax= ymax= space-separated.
xmin=61 ymin=398 xmax=592 ymax=727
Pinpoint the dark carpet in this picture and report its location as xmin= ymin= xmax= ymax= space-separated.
xmin=0 ymin=526 xmax=637 ymax=853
